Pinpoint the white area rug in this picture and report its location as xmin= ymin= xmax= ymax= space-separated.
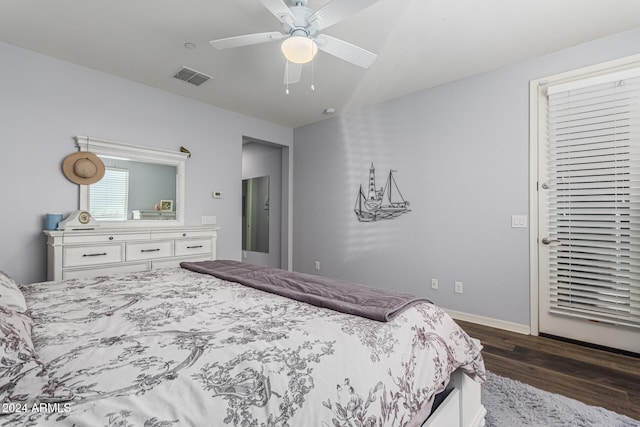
xmin=482 ymin=371 xmax=640 ymax=427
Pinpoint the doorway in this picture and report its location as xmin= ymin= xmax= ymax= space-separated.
xmin=530 ymin=55 xmax=640 ymax=354
xmin=242 ymin=139 xmax=282 ymax=268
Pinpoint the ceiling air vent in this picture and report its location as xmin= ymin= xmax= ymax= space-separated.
xmin=173 ymin=67 xmax=212 ymax=86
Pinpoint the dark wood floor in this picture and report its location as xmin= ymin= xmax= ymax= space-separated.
xmin=456 ymin=320 xmax=640 ymax=422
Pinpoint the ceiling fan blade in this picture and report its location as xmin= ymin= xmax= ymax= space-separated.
xmin=309 ymin=0 xmax=380 ymax=31
xmin=284 ymin=61 xmax=303 ymax=84
xmin=315 ymin=34 xmax=377 ymax=69
xmin=261 ymin=0 xmax=296 ymax=25
xmin=210 ymin=32 xmax=286 ymax=50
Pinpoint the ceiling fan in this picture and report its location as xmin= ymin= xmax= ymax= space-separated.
xmin=210 ymin=0 xmax=380 ymax=86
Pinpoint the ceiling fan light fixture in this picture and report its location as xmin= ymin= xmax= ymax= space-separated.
xmin=281 ymin=35 xmax=318 ymax=64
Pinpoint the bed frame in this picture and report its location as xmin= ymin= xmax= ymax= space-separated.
xmin=423 ymin=338 xmax=486 ymax=427
xmin=423 ymin=369 xmax=486 ymax=427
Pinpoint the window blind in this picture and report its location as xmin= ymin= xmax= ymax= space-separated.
xmin=89 ymin=167 xmax=129 ymax=221
xmin=546 ymin=69 xmax=640 ymax=329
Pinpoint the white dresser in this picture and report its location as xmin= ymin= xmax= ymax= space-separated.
xmin=44 ymin=226 xmax=219 ymax=281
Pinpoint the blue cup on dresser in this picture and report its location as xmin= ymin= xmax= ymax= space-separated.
xmin=45 ymin=214 xmax=64 ymax=231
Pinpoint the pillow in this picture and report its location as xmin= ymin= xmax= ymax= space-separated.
xmin=0 ymin=271 xmax=27 ymax=313
xmin=0 ymin=306 xmax=72 ymax=406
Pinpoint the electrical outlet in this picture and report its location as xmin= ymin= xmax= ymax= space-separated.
xmin=454 ymin=281 xmax=464 ymax=294
xmin=315 ymin=261 xmax=320 ymax=270
xmin=212 ymin=191 xmax=223 ymax=199
xmin=242 ymin=251 xmax=247 ymax=259
xmin=431 ymin=278 xmax=438 ymax=290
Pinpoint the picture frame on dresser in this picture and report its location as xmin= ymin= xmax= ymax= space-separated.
xmin=160 ymin=200 xmax=173 ymax=212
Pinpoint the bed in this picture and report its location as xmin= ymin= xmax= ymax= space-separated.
xmin=0 ymin=260 xmax=486 ymax=426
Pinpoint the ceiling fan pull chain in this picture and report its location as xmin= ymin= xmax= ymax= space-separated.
xmin=310 ymin=57 xmax=315 ymax=91
xmin=285 ymin=60 xmax=290 ymax=95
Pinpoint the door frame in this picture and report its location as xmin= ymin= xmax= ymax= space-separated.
xmin=529 ymin=78 xmax=541 ymax=336
xmin=242 ymin=136 xmax=291 ymax=270
xmin=528 ymin=53 xmax=640 ymax=336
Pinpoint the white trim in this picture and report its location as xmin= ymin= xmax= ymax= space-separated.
xmin=529 ymin=79 xmax=541 ymax=336
xmin=546 ymin=66 xmax=640 ymax=95
xmin=76 ymin=136 xmax=188 ymax=162
xmin=285 ymin=145 xmax=293 ymax=271
xmin=445 ymin=309 xmax=530 ymax=335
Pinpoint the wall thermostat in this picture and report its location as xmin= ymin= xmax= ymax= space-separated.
xmin=212 ymin=191 xmax=223 ymax=199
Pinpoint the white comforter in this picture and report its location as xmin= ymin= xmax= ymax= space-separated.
xmin=5 ymin=267 xmax=484 ymax=426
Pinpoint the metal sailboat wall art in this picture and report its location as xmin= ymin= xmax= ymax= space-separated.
xmin=354 ymin=163 xmax=411 ymax=222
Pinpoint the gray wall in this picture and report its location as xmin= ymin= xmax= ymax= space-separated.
xmin=0 ymin=41 xmax=292 ymax=285
xmin=291 ymin=27 xmax=640 ymax=327
xmin=242 ymin=141 xmax=282 ymax=268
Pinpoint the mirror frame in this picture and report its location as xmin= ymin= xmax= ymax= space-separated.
xmin=76 ymin=135 xmax=188 ymax=228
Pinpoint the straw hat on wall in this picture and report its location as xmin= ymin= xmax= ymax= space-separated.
xmin=62 ymin=151 xmax=105 ymax=185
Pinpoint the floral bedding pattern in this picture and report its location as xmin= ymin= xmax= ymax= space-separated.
xmin=3 ymin=267 xmax=485 ymax=426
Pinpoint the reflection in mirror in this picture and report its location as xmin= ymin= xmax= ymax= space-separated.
xmin=77 ymin=136 xmax=187 ymax=227
xmin=242 ymin=176 xmax=269 ymax=253
xmin=89 ymin=158 xmax=177 ymax=221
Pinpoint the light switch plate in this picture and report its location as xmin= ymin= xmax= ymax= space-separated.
xmin=201 ymin=216 xmax=216 ymax=225
xmin=511 ymin=215 xmax=528 ymax=228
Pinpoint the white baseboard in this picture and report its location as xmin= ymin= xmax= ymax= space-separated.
xmin=445 ymin=309 xmax=531 ymax=335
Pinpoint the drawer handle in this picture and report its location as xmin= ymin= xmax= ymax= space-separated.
xmin=187 ymin=245 xmax=203 ymax=249
xmin=141 ymin=248 xmax=161 ymax=253
xmin=83 ymin=252 xmax=107 ymax=257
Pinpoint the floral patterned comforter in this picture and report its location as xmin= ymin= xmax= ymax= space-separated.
xmin=5 ymin=267 xmax=485 ymax=426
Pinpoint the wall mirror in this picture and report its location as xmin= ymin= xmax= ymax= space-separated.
xmin=242 ymin=176 xmax=269 ymax=253
xmin=77 ymin=136 xmax=188 ymax=228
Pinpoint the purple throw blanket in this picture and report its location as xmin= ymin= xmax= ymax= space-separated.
xmin=180 ymin=260 xmax=431 ymax=322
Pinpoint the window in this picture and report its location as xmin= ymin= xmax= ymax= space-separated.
xmin=89 ymin=167 xmax=129 ymax=221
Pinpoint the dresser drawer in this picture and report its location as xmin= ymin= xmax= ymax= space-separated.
xmin=62 ymin=262 xmax=149 ymax=280
xmin=63 ymin=244 xmax=123 ymax=268
xmin=152 ymin=255 xmax=211 ymax=270
xmin=174 ymin=239 xmax=213 ymax=257
xmin=126 ymin=240 xmax=173 ymax=261
xmin=63 ymin=232 xmax=150 ymax=244
xmin=152 ymin=230 xmax=214 ymax=240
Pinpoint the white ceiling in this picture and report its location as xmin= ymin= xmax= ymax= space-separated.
xmin=2 ymin=0 xmax=640 ymax=128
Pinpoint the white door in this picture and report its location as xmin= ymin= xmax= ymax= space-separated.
xmin=537 ymin=66 xmax=640 ymax=354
